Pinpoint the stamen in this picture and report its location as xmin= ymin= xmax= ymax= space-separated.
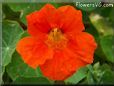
xmin=45 ymin=28 xmax=68 ymax=49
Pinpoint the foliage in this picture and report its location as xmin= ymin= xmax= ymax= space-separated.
xmin=1 ymin=2 xmax=114 ymax=85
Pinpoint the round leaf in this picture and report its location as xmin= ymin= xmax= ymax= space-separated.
xmin=100 ymin=35 xmax=114 ymax=63
xmin=6 ymin=51 xmax=43 ymax=81
xmin=8 ymin=3 xmax=46 ymax=24
xmin=2 ymin=20 xmax=24 ymax=66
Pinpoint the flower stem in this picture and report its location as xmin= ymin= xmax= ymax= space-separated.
xmin=17 ymin=19 xmax=27 ymax=31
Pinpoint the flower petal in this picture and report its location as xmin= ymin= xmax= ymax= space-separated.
xmin=26 ymin=4 xmax=56 ymax=36
xmin=40 ymin=32 xmax=97 ymax=80
xmin=67 ymin=32 xmax=97 ymax=63
xmin=16 ymin=37 xmax=53 ymax=69
xmin=57 ymin=5 xmax=85 ymax=33
xmin=40 ymin=49 xmax=87 ymax=80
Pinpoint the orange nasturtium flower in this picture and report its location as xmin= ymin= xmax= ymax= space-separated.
xmin=16 ymin=4 xmax=97 ymax=80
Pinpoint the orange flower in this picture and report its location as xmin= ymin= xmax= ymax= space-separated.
xmin=16 ymin=4 xmax=97 ymax=80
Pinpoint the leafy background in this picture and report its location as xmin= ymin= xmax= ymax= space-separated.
xmin=1 ymin=2 xmax=114 ymax=85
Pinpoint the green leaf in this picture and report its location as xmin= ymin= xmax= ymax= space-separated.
xmin=2 ymin=20 xmax=24 ymax=66
xmin=100 ymin=64 xmax=111 ymax=71
xmin=87 ymin=71 xmax=96 ymax=84
xmin=7 ymin=3 xmax=68 ymax=24
xmin=65 ymin=66 xmax=88 ymax=84
xmin=86 ymin=65 xmax=97 ymax=84
xmin=89 ymin=13 xmax=113 ymax=37
xmin=100 ymin=69 xmax=114 ymax=84
xmin=0 ymin=3 xmax=2 ymax=21
xmin=89 ymin=13 xmax=114 ymax=62
xmin=2 ymin=4 xmax=21 ymax=21
xmin=0 ymin=65 xmax=5 ymax=84
xmin=93 ymin=7 xmax=112 ymax=18
xmin=93 ymin=62 xmax=100 ymax=70
xmin=13 ymin=77 xmax=51 ymax=85
xmin=85 ymin=23 xmax=100 ymax=42
xmin=86 ymin=63 xmax=114 ymax=84
xmin=50 ymin=3 xmax=65 ymax=8
xmin=87 ymin=65 xmax=94 ymax=73
xmin=8 ymin=3 xmax=46 ymax=24
xmin=99 ymin=64 xmax=114 ymax=84
xmin=6 ymin=51 xmax=43 ymax=81
xmin=100 ymin=35 xmax=114 ymax=63
xmin=20 ymin=31 xmax=30 ymax=38
xmin=110 ymin=7 xmax=114 ymax=23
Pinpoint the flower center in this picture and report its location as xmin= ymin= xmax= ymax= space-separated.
xmin=46 ymin=28 xmax=68 ymax=49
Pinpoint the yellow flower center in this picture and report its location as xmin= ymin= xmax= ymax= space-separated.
xmin=46 ymin=28 xmax=68 ymax=49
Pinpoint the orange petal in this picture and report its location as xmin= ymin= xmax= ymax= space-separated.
xmin=67 ymin=32 xmax=97 ymax=63
xmin=26 ymin=4 xmax=56 ymax=36
xmin=38 ymin=4 xmax=63 ymax=29
xmin=40 ymin=49 xmax=87 ymax=80
xmin=57 ymin=5 xmax=85 ymax=33
xmin=16 ymin=37 xmax=53 ymax=69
